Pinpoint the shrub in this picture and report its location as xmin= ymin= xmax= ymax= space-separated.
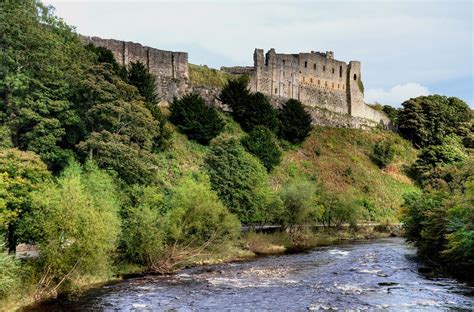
xmin=241 ymin=126 xmax=282 ymax=171
xmin=372 ymin=140 xmax=395 ymax=168
xmin=0 ymin=242 xmax=20 ymax=299
xmin=121 ymin=186 xmax=165 ymax=266
xmin=279 ymin=179 xmax=322 ymax=231
xmin=278 ymin=99 xmax=312 ymax=144
xmin=205 ymin=137 xmax=276 ymax=223
xmin=319 ymin=193 xmax=361 ymax=228
xmin=165 ymin=174 xmax=240 ymax=247
xmin=170 ymin=94 xmax=224 ymax=145
xmin=21 ymin=161 xmax=121 ymax=295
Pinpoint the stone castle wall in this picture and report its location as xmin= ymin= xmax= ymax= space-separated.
xmin=80 ymin=35 xmax=189 ymax=101
xmin=223 ymin=48 xmax=390 ymax=128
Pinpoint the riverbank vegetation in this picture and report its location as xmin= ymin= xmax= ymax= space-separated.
xmin=0 ymin=0 xmax=472 ymax=310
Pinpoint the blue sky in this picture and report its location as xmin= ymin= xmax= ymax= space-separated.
xmin=45 ymin=0 xmax=473 ymax=107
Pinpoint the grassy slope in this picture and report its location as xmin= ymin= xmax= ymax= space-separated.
xmin=188 ymin=64 xmax=236 ymax=88
xmin=270 ymin=127 xmax=419 ymax=222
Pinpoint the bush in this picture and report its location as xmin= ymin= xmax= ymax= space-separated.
xmin=372 ymin=140 xmax=395 ymax=168
xmin=279 ymin=179 xmax=322 ymax=231
xmin=278 ymin=99 xmax=312 ymax=144
xmin=165 ymin=174 xmax=240 ymax=247
xmin=121 ymin=186 xmax=165 ymax=266
xmin=319 ymin=193 xmax=361 ymax=228
xmin=241 ymin=126 xmax=282 ymax=171
xmin=0 ymin=242 xmax=20 ymax=299
xmin=220 ymin=78 xmax=279 ymax=133
xmin=170 ymin=94 xmax=224 ymax=145
xmin=205 ymin=137 xmax=277 ymax=223
xmin=21 ymin=161 xmax=121 ymax=295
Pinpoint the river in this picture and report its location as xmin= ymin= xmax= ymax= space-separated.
xmin=27 ymin=238 xmax=473 ymax=311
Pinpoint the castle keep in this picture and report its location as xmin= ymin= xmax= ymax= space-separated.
xmin=81 ymin=35 xmax=389 ymax=128
xmin=222 ymin=49 xmax=389 ymax=127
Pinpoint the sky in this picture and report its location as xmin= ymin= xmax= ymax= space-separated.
xmin=44 ymin=0 xmax=473 ymax=107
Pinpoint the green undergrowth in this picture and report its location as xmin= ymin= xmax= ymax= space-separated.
xmin=270 ymin=127 xmax=419 ymax=222
xmin=188 ymin=64 xmax=237 ymax=88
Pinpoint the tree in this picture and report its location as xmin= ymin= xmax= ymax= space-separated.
xmin=278 ymin=99 xmax=312 ymax=144
xmin=0 ymin=0 xmax=92 ymax=170
xmin=127 ymin=61 xmax=158 ymax=104
xmin=241 ymin=126 xmax=282 ymax=171
xmin=398 ymin=95 xmax=471 ymax=148
xmin=372 ymin=140 xmax=395 ymax=168
xmin=220 ymin=77 xmax=279 ymax=133
xmin=170 ymin=94 xmax=224 ymax=145
xmin=0 ymin=149 xmax=50 ymax=253
xmin=20 ymin=161 xmax=121 ymax=296
xmin=85 ymin=44 xmax=127 ymax=79
xmin=204 ymin=137 xmax=277 ymax=223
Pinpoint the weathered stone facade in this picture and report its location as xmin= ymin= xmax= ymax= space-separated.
xmin=223 ymin=49 xmax=389 ymax=127
xmin=80 ymin=35 xmax=189 ymax=101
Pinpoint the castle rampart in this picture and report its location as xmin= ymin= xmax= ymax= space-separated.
xmin=223 ymin=48 xmax=389 ymax=127
xmin=80 ymin=35 xmax=189 ymax=101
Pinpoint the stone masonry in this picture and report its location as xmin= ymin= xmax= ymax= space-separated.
xmin=222 ymin=49 xmax=389 ymax=127
xmin=80 ymin=35 xmax=189 ymax=101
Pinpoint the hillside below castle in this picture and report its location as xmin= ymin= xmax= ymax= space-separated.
xmin=81 ymin=35 xmax=389 ymax=129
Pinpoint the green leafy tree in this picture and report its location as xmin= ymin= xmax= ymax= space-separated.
xmin=412 ymin=136 xmax=468 ymax=185
xmin=205 ymin=137 xmax=277 ymax=223
xmin=398 ymin=95 xmax=471 ymax=148
xmin=170 ymin=94 xmax=224 ymax=145
xmin=0 ymin=0 xmax=92 ymax=170
xmin=20 ymin=161 xmax=121 ymax=295
xmin=0 ymin=240 xmax=21 ymax=299
xmin=85 ymin=44 xmax=127 ymax=79
xmin=0 ymin=149 xmax=50 ymax=253
xmin=372 ymin=140 xmax=395 ymax=168
xmin=241 ymin=126 xmax=282 ymax=171
xmin=278 ymin=99 xmax=312 ymax=144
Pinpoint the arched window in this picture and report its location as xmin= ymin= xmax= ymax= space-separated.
xmin=313 ymin=64 xmax=316 ymax=70
xmin=310 ymin=77 xmax=313 ymax=83
xmin=275 ymin=88 xmax=278 ymax=94
xmin=283 ymin=60 xmax=285 ymax=66
xmin=304 ymin=61 xmax=308 ymax=68
xmin=353 ymin=74 xmax=357 ymax=80
xmin=339 ymin=66 xmax=343 ymax=77
xmin=332 ymin=68 xmax=335 ymax=74
xmin=323 ymin=65 xmax=326 ymax=72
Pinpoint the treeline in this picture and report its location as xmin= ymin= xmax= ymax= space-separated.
xmin=387 ymin=96 xmax=473 ymax=280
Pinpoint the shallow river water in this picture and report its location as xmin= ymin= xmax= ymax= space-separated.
xmin=28 ymin=238 xmax=473 ymax=311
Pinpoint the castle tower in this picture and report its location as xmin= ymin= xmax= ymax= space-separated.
xmin=253 ymin=49 xmax=264 ymax=92
xmin=347 ymin=61 xmax=364 ymax=117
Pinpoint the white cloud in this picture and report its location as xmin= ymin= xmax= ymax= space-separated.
xmin=365 ymin=83 xmax=431 ymax=106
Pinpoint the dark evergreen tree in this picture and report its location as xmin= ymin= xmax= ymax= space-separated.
xmin=85 ymin=44 xmax=127 ymax=79
xmin=278 ymin=99 xmax=312 ymax=144
xmin=241 ymin=126 xmax=282 ymax=171
xmin=127 ymin=61 xmax=158 ymax=104
xmin=169 ymin=94 xmax=224 ymax=145
xmin=220 ymin=77 xmax=279 ymax=133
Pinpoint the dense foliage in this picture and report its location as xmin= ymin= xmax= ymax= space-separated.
xmin=398 ymin=95 xmax=471 ymax=148
xmin=241 ymin=126 xmax=282 ymax=171
xmin=170 ymin=94 xmax=224 ymax=144
xmin=220 ymin=77 xmax=279 ymax=133
xmin=372 ymin=140 xmax=395 ymax=168
xmin=278 ymin=99 xmax=313 ymax=144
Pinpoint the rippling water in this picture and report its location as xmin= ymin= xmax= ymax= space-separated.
xmin=28 ymin=238 xmax=473 ymax=311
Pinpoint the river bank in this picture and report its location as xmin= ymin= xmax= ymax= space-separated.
xmin=7 ymin=225 xmax=400 ymax=311
xmin=25 ymin=237 xmax=474 ymax=311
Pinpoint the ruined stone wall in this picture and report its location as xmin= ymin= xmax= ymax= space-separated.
xmin=248 ymin=48 xmax=389 ymax=127
xmin=80 ymin=35 xmax=189 ymax=101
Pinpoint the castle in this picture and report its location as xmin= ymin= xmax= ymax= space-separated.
xmin=80 ymin=36 xmax=389 ymax=128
